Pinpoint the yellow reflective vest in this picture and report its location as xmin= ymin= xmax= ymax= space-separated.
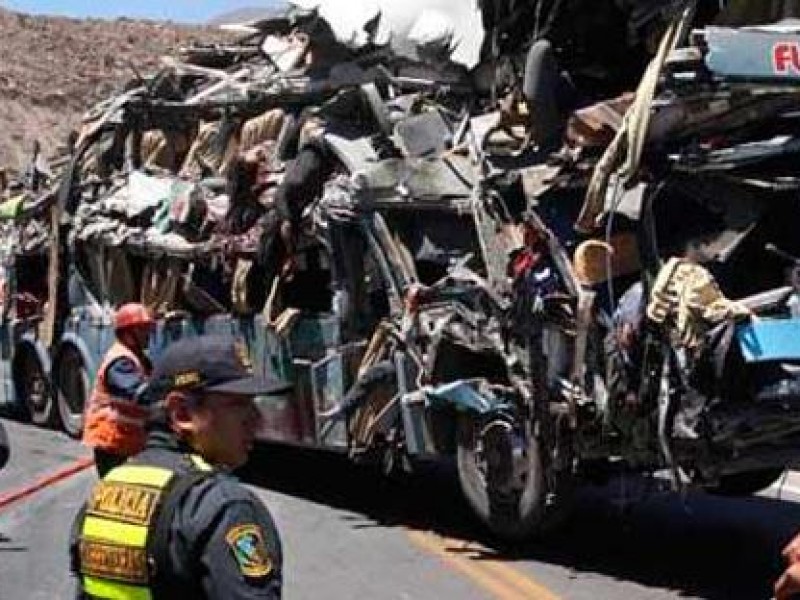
xmin=76 ymin=457 xmax=212 ymax=600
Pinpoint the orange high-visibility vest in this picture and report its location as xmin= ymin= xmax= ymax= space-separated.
xmin=82 ymin=342 xmax=151 ymax=457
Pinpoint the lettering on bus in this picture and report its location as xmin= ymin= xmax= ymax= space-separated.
xmin=774 ymin=42 xmax=800 ymax=75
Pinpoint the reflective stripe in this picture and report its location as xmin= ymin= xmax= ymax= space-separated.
xmin=79 ymin=461 xmax=210 ymax=598
xmin=189 ymin=455 xmax=213 ymax=472
xmin=84 ymin=575 xmax=152 ymax=600
xmin=83 ymin=516 xmax=148 ymax=548
xmin=83 ymin=342 xmax=151 ymax=454
xmin=105 ymin=465 xmax=173 ymax=488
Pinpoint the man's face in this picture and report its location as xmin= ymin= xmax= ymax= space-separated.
xmin=186 ymin=392 xmax=263 ymax=469
xmin=121 ymin=325 xmax=153 ymax=352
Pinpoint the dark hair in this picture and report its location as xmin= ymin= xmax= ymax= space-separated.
xmin=145 ymin=389 xmax=205 ymax=430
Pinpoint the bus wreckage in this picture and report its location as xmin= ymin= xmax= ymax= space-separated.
xmin=3 ymin=0 xmax=800 ymax=539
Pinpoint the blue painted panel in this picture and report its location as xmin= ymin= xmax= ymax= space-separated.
xmin=74 ymin=310 xmax=113 ymax=368
xmin=262 ymin=324 xmax=293 ymax=383
xmin=61 ymin=309 xmax=113 ymax=388
xmin=288 ymin=315 xmax=340 ymax=359
xmin=737 ymin=318 xmax=800 ymax=362
xmin=0 ymin=356 xmax=12 ymax=409
xmin=237 ymin=317 xmax=261 ymax=373
xmin=0 ymin=322 xmax=14 ymax=408
xmin=311 ymin=354 xmax=347 ymax=448
xmin=150 ymin=314 xmax=204 ymax=362
xmin=204 ymin=314 xmax=236 ymax=337
xmin=706 ymin=26 xmax=800 ymax=81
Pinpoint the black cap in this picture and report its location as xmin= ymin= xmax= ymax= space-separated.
xmin=150 ymin=335 xmax=290 ymax=397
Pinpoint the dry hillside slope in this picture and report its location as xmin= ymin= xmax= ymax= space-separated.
xmin=0 ymin=9 xmax=223 ymax=170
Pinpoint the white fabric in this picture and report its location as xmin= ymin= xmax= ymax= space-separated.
xmin=407 ymin=8 xmax=454 ymax=47
xmin=104 ymin=171 xmax=173 ymax=218
xmin=291 ymin=0 xmax=387 ymax=47
xmin=289 ymin=0 xmax=483 ymax=67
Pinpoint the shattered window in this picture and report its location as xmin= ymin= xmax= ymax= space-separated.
xmin=383 ymin=210 xmax=484 ymax=285
xmin=13 ymin=254 xmax=48 ymax=320
xmin=281 ymin=238 xmax=334 ymax=314
xmin=652 ymin=181 xmax=800 ymax=299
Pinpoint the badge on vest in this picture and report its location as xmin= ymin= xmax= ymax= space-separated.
xmin=79 ymin=540 xmax=149 ymax=584
xmin=225 ymin=524 xmax=273 ymax=578
xmin=87 ymin=481 xmax=160 ymax=525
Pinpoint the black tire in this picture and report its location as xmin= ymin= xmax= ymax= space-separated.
xmin=522 ymin=39 xmax=564 ymax=148
xmin=708 ymin=468 xmax=785 ymax=497
xmin=55 ymin=346 xmax=89 ymax=438
xmin=456 ymin=415 xmax=564 ymax=540
xmin=0 ymin=421 xmax=8 ymax=470
xmin=14 ymin=347 xmax=57 ymax=428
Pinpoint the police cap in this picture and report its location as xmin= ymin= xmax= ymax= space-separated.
xmin=151 ymin=335 xmax=289 ymax=397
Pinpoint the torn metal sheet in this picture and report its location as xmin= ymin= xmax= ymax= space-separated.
xmin=603 ymin=176 xmax=647 ymax=222
xmin=672 ymin=136 xmax=800 ymax=172
xmin=354 ymin=156 xmax=476 ymax=208
xmin=424 ymin=380 xmax=510 ymax=414
xmin=395 ymin=111 xmax=452 ymax=158
xmin=567 ymin=93 xmax=635 ymax=147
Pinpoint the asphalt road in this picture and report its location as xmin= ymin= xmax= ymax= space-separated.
xmin=1 ymin=416 xmax=798 ymax=600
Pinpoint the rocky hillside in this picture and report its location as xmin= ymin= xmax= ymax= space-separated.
xmin=0 ymin=9 xmax=226 ymax=171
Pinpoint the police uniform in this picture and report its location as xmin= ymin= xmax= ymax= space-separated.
xmin=71 ymin=335 xmax=288 ymax=600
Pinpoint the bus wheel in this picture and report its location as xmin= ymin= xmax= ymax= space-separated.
xmin=456 ymin=415 xmax=564 ymax=541
xmin=55 ymin=346 xmax=88 ymax=438
xmin=0 ymin=420 xmax=8 ymax=469
xmin=14 ymin=347 xmax=56 ymax=428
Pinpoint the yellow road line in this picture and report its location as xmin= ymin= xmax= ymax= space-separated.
xmin=407 ymin=531 xmax=527 ymax=600
xmin=479 ymin=559 xmax=561 ymax=600
xmin=407 ymin=530 xmax=561 ymax=600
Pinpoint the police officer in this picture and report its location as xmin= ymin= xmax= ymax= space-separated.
xmin=83 ymin=302 xmax=155 ymax=476
xmin=71 ymin=335 xmax=288 ymax=599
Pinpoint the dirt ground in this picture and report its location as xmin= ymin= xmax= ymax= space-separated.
xmin=0 ymin=8 xmax=224 ymax=172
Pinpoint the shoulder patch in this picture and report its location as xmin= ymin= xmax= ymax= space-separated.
xmin=225 ymin=524 xmax=273 ymax=578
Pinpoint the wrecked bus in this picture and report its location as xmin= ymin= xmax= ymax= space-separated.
xmin=8 ymin=0 xmax=800 ymax=540
xmin=0 ymin=172 xmax=72 ymax=431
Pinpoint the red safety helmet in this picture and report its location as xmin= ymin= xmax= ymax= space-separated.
xmin=114 ymin=303 xmax=154 ymax=332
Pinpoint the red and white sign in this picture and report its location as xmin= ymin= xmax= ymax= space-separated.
xmin=773 ymin=42 xmax=800 ymax=75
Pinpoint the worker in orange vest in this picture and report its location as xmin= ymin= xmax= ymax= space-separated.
xmin=82 ymin=303 xmax=155 ymax=476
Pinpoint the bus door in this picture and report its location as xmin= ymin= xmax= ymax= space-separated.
xmin=251 ymin=215 xmax=381 ymax=449
xmin=0 ymin=329 xmax=13 ymax=410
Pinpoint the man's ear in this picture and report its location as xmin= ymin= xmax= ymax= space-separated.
xmin=164 ymin=391 xmax=196 ymax=435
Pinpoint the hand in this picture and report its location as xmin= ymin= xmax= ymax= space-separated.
xmin=317 ymin=404 xmax=344 ymax=421
xmin=241 ymin=145 xmax=266 ymax=166
xmin=784 ymin=532 xmax=800 ymax=565
xmin=775 ymin=562 xmax=800 ymax=600
xmin=280 ymin=255 xmax=297 ymax=281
